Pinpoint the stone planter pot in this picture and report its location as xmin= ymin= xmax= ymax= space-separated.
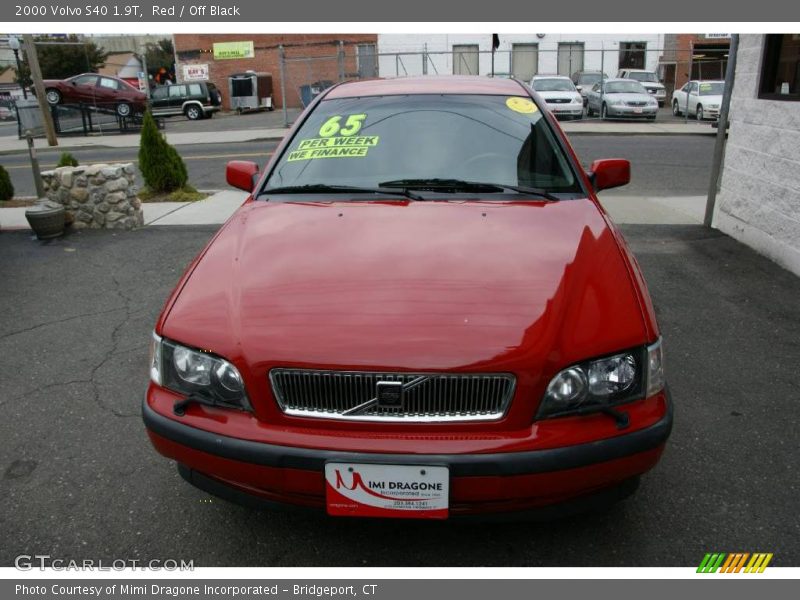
xmin=25 ymin=199 xmax=66 ymax=240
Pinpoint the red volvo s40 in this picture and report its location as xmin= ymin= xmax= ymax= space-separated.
xmin=143 ymin=76 xmax=671 ymax=519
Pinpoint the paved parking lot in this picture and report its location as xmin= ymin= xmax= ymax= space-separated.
xmin=1 ymin=223 xmax=798 ymax=567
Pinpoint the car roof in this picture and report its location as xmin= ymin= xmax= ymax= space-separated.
xmin=621 ymin=69 xmax=655 ymax=73
xmin=532 ymin=74 xmax=570 ymax=79
xmin=691 ymin=79 xmax=725 ymax=83
xmin=604 ymin=78 xmax=634 ymax=83
xmin=324 ymin=76 xmax=528 ymax=99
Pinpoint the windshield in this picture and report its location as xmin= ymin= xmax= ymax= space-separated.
xmin=605 ymin=81 xmax=647 ymax=94
xmin=532 ymin=78 xmax=576 ymax=92
xmin=578 ymin=73 xmax=604 ymax=85
xmin=627 ymin=72 xmax=659 ymax=83
xmin=698 ymin=82 xmax=724 ymax=95
xmin=263 ymin=94 xmax=580 ymax=195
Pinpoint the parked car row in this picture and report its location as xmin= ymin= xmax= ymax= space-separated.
xmin=38 ymin=73 xmax=222 ymax=120
xmin=530 ymin=75 xmax=659 ymax=121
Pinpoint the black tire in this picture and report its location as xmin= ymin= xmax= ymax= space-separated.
xmin=116 ymin=102 xmax=132 ymax=118
xmin=696 ymin=105 xmax=704 ymax=121
xmin=587 ymin=105 xmax=594 ymax=117
xmin=648 ymin=115 xmax=657 ymax=121
xmin=45 ymin=88 xmax=62 ymax=105
xmin=672 ymin=100 xmax=681 ymax=117
xmin=185 ymin=105 xmax=202 ymax=120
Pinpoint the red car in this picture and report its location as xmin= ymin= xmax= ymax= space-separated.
xmin=144 ymin=76 xmax=671 ymax=519
xmin=42 ymin=73 xmax=147 ymax=117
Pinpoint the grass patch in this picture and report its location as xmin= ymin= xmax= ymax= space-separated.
xmin=138 ymin=185 xmax=208 ymax=203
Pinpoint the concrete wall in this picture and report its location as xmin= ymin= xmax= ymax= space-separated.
xmin=377 ymin=34 xmax=665 ymax=78
xmin=713 ymin=34 xmax=800 ymax=276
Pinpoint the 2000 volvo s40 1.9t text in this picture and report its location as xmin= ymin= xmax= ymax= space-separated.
xmin=143 ymin=76 xmax=671 ymax=519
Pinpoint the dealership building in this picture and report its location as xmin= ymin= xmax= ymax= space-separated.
xmin=172 ymin=34 xmax=378 ymax=110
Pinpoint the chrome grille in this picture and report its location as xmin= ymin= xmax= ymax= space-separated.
xmin=546 ymin=98 xmax=571 ymax=104
xmin=269 ymin=369 xmax=515 ymax=422
xmin=626 ymin=100 xmax=649 ymax=106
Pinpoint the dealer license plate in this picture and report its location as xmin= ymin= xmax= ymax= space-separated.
xmin=325 ymin=462 xmax=449 ymax=519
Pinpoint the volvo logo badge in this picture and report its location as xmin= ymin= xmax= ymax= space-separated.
xmin=376 ymin=381 xmax=404 ymax=408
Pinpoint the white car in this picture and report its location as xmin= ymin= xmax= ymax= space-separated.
xmin=529 ymin=75 xmax=584 ymax=120
xmin=671 ymin=80 xmax=724 ymax=120
xmin=617 ymin=69 xmax=667 ymax=107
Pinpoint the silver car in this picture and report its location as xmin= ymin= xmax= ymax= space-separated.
xmin=585 ymin=78 xmax=659 ymax=120
xmin=529 ymin=75 xmax=584 ymax=120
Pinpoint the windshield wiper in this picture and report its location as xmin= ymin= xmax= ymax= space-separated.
xmin=378 ymin=179 xmax=560 ymax=202
xmin=260 ymin=184 xmax=424 ymax=201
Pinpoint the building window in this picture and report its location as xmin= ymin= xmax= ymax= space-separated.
xmin=557 ymin=43 xmax=584 ymax=76
xmin=511 ymin=43 xmax=538 ymax=81
xmin=619 ymin=42 xmax=647 ymax=69
xmin=453 ymin=44 xmax=479 ymax=75
xmin=759 ymin=34 xmax=800 ymax=100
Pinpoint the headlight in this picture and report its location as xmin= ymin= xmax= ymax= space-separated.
xmin=607 ymin=97 xmax=623 ymax=106
xmin=708 ymin=104 xmax=719 ymax=109
xmin=149 ymin=334 xmax=251 ymax=411
xmin=538 ymin=339 xmax=664 ymax=419
xmin=649 ymin=98 xmax=658 ymax=106
xmin=571 ymin=96 xmax=582 ymax=104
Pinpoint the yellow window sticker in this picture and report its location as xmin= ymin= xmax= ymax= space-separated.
xmin=506 ymin=97 xmax=538 ymax=114
xmin=699 ymin=83 xmax=713 ymax=92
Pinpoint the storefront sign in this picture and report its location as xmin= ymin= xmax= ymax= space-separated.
xmin=182 ymin=64 xmax=209 ymax=81
xmin=213 ymin=41 xmax=254 ymax=60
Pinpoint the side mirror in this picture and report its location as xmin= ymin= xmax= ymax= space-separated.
xmin=575 ymin=85 xmax=583 ymax=92
xmin=226 ymin=160 xmax=259 ymax=193
xmin=588 ymin=159 xmax=630 ymax=192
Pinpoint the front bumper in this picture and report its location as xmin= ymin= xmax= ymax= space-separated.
xmin=607 ymin=104 xmax=659 ymax=118
xmin=142 ymin=387 xmax=673 ymax=516
xmin=547 ymin=103 xmax=584 ymax=118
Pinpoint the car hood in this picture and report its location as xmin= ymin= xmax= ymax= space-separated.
xmin=538 ymin=91 xmax=582 ymax=101
xmin=639 ymin=81 xmax=665 ymax=90
xmin=162 ymin=198 xmax=647 ymax=374
xmin=698 ymin=94 xmax=723 ymax=104
xmin=606 ymin=92 xmax=654 ymax=103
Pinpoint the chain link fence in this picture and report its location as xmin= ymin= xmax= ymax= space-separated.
xmin=279 ymin=44 xmax=729 ymax=123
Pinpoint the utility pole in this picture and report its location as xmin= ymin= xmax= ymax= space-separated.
xmin=279 ymin=45 xmax=288 ymax=128
xmin=704 ymin=34 xmax=739 ymax=228
xmin=22 ymin=34 xmax=58 ymax=147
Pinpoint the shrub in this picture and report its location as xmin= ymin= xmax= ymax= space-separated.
xmin=56 ymin=152 xmax=79 ymax=167
xmin=0 ymin=165 xmax=13 ymax=201
xmin=138 ymin=112 xmax=188 ymax=193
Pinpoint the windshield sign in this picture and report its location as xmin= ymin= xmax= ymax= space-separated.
xmin=699 ymin=82 xmax=724 ymax=95
xmin=264 ymin=94 xmax=580 ymax=196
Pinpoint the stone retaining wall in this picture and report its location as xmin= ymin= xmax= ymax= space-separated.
xmin=41 ymin=163 xmax=143 ymax=230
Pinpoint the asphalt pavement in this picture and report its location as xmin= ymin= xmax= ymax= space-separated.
xmin=0 ymin=135 xmax=714 ymax=199
xmin=1 ymin=223 xmax=798 ymax=567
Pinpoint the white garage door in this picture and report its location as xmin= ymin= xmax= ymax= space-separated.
xmin=453 ymin=45 xmax=479 ymax=75
xmin=512 ymin=44 xmax=539 ymax=81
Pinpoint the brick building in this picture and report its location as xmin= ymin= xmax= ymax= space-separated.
xmin=173 ymin=34 xmax=378 ymax=110
xmin=659 ymin=34 xmax=730 ymax=98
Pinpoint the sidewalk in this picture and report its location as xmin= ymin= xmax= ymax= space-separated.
xmin=0 ymin=119 xmax=716 ymax=154
xmin=1 ymin=191 xmax=706 ymax=231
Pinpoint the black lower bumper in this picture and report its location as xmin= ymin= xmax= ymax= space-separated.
xmin=142 ymin=388 xmax=672 ymax=478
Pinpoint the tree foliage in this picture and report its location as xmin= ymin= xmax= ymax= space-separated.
xmin=144 ymin=38 xmax=175 ymax=83
xmin=138 ymin=112 xmax=188 ymax=193
xmin=15 ymin=35 xmax=108 ymax=88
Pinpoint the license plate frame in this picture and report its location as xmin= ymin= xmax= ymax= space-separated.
xmin=325 ymin=462 xmax=449 ymax=519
